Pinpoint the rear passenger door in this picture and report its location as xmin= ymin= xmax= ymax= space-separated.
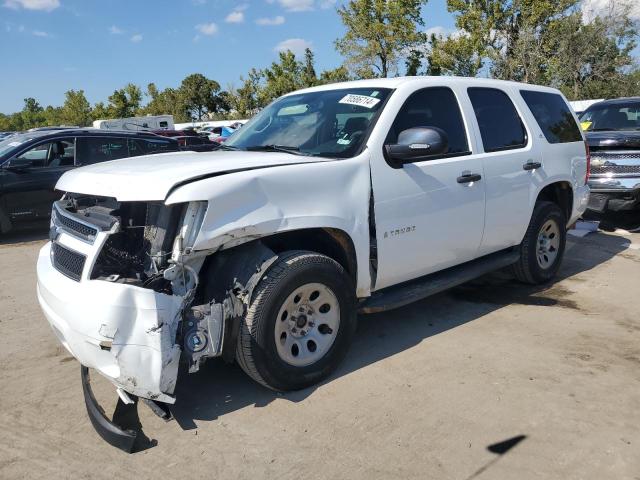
xmin=371 ymin=86 xmax=486 ymax=290
xmin=466 ymin=87 xmax=541 ymax=255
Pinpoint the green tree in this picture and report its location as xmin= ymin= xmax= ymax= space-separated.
xmin=319 ymin=65 xmax=351 ymax=84
xmin=335 ymin=0 xmax=428 ymax=78
xmin=59 ymin=89 xmax=92 ymax=126
xmin=91 ymin=102 xmax=109 ymax=121
xmin=179 ymin=73 xmax=221 ymax=120
xmin=546 ymin=9 xmax=638 ymax=99
xmin=302 ymin=48 xmax=318 ymax=87
xmin=107 ymin=83 xmax=143 ymax=118
xmin=21 ymin=98 xmax=45 ymax=129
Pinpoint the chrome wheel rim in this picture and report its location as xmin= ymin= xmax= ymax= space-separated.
xmin=537 ymin=219 xmax=560 ymax=269
xmin=274 ymin=283 xmax=340 ymax=367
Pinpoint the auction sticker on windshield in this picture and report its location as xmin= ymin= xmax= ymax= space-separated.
xmin=339 ymin=94 xmax=381 ymax=109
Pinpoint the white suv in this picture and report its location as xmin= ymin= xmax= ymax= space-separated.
xmin=37 ymin=77 xmax=590 ymax=450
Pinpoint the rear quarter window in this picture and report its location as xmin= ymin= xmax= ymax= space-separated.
xmin=520 ymin=90 xmax=582 ymax=143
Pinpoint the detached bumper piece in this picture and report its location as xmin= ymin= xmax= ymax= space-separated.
xmin=81 ymin=366 xmax=170 ymax=453
xmin=81 ymin=366 xmax=137 ymax=452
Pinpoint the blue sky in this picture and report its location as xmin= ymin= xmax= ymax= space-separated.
xmin=0 ymin=0 xmax=456 ymax=113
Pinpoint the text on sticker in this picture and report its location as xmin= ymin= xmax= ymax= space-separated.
xmin=339 ymin=94 xmax=381 ymax=109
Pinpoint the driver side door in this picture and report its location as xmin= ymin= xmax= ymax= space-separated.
xmin=1 ymin=138 xmax=75 ymax=223
xmin=370 ymin=86 xmax=486 ymax=290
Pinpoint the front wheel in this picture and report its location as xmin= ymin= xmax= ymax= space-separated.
xmin=513 ymin=201 xmax=567 ymax=284
xmin=235 ymin=251 xmax=357 ymax=391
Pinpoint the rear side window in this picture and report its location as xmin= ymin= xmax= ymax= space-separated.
xmin=521 ymin=90 xmax=582 ymax=143
xmin=128 ymin=138 xmax=177 ymax=156
xmin=76 ymin=137 xmax=128 ymax=165
xmin=387 ymin=87 xmax=469 ymax=156
xmin=468 ymin=88 xmax=527 ymax=152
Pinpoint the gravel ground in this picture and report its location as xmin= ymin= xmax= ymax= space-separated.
xmin=0 ymin=226 xmax=639 ymax=480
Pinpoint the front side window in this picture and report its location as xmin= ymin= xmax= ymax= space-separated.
xmin=521 ymin=90 xmax=582 ymax=143
xmin=13 ymin=138 xmax=75 ymax=168
xmin=579 ymin=101 xmax=640 ymax=132
xmin=385 ymin=87 xmax=469 ymax=156
xmin=468 ymin=87 xmax=527 ymax=152
xmin=226 ymin=87 xmax=392 ymax=158
xmin=76 ymin=137 xmax=128 ymax=165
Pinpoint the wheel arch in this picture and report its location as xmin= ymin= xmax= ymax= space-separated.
xmin=535 ymin=181 xmax=573 ymax=224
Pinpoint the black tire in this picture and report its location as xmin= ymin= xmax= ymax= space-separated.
xmin=513 ymin=201 xmax=567 ymax=284
xmin=236 ymin=251 xmax=357 ymax=391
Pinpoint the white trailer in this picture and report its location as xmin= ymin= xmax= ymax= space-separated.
xmin=93 ymin=115 xmax=174 ymax=131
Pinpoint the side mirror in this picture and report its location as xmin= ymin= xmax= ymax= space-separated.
xmin=385 ymin=127 xmax=449 ymax=167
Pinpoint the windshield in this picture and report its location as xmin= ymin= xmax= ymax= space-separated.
xmin=0 ymin=133 xmax=37 ymax=158
xmin=579 ymin=101 xmax=640 ymax=131
xmin=226 ymin=87 xmax=392 ymax=158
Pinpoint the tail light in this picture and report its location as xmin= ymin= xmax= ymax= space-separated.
xmin=584 ymin=141 xmax=591 ymax=185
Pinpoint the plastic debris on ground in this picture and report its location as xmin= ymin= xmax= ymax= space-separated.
xmin=568 ymin=220 xmax=600 ymax=238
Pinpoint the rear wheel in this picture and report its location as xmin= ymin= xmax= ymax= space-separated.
xmin=513 ymin=201 xmax=566 ymax=284
xmin=236 ymin=251 xmax=357 ymax=391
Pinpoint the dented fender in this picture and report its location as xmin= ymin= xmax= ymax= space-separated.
xmin=165 ymin=155 xmax=373 ymax=297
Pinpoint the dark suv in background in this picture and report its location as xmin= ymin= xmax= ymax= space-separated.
xmin=580 ymin=97 xmax=640 ymax=228
xmin=0 ymin=129 xmax=179 ymax=233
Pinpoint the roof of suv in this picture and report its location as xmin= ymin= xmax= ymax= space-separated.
xmin=289 ymin=75 xmax=561 ymax=96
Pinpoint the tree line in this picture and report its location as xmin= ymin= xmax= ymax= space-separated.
xmin=1 ymin=0 xmax=638 ymax=132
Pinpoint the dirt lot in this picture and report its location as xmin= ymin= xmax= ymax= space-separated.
xmin=0 ymin=226 xmax=639 ymax=480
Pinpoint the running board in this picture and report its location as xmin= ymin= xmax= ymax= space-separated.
xmin=359 ymin=249 xmax=520 ymax=314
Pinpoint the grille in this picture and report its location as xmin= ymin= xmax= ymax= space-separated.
xmin=591 ymin=164 xmax=640 ymax=175
xmin=52 ymin=242 xmax=86 ymax=281
xmin=53 ymin=208 xmax=98 ymax=242
xmin=590 ymin=151 xmax=640 ymax=177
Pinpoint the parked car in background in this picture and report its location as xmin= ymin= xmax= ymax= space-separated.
xmin=175 ymin=135 xmax=219 ymax=152
xmin=0 ymin=129 xmax=179 ymax=234
xmin=579 ymin=97 xmax=640 ymax=228
xmin=36 ymin=77 xmax=589 ymax=451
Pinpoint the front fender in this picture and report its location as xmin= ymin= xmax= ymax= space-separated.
xmin=165 ymin=157 xmax=373 ymax=297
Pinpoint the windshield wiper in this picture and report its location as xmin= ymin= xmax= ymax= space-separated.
xmin=246 ymin=144 xmax=309 ymax=156
xmin=216 ymin=144 xmax=242 ymax=151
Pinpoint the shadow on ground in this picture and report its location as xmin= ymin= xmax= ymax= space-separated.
xmin=170 ymin=231 xmax=631 ymax=430
xmin=0 ymin=222 xmax=49 ymax=245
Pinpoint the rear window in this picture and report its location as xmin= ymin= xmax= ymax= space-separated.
xmin=521 ymin=90 xmax=582 ymax=143
xmin=468 ymin=87 xmax=527 ymax=152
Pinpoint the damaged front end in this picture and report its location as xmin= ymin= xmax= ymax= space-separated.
xmin=39 ymin=195 xmax=241 ymax=391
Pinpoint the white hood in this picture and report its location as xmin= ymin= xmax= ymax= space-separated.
xmin=56 ymin=150 xmax=327 ymax=201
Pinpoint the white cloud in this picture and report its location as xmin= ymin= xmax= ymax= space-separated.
xmin=109 ymin=25 xmax=123 ymax=35
xmin=319 ymin=0 xmax=336 ymax=9
xmin=195 ymin=22 xmax=218 ymax=35
xmin=3 ymin=0 xmax=59 ymax=11
xmin=582 ymin=0 xmax=640 ymax=22
xmin=277 ymin=0 xmax=314 ymax=12
xmin=225 ymin=11 xmax=244 ymax=23
xmin=274 ymin=38 xmax=312 ymax=56
xmin=32 ymin=29 xmax=48 ymax=36
xmin=130 ymin=34 xmax=143 ymax=43
xmin=256 ymin=15 xmax=285 ymax=26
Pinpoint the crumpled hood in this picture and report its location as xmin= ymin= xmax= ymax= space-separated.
xmin=585 ymin=131 xmax=640 ymax=150
xmin=56 ymin=150 xmax=328 ymax=201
